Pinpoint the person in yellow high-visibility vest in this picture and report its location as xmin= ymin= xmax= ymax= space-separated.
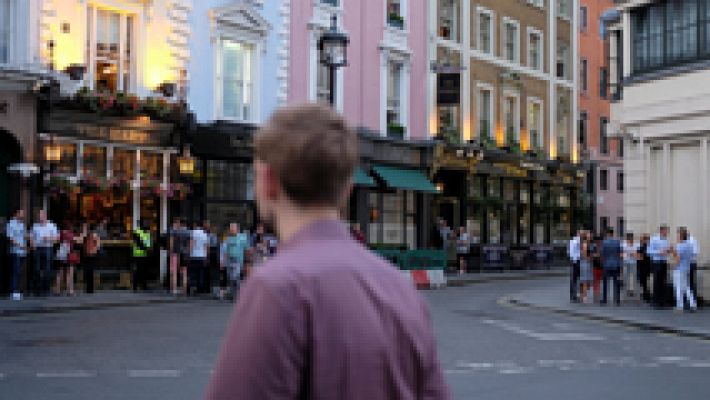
xmin=132 ymin=219 xmax=152 ymax=291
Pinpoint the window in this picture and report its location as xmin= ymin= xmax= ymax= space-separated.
xmin=528 ymin=29 xmax=543 ymax=70
xmin=617 ymin=171 xmax=624 ymax=192
xmin=600 ymin=216 xmax=609 ymax=232
xmin=503 ymin=93 xmax=519 ymax=144
xmin=580 ymin=6 xmax=588 ymax=31
xmin=579 ymin=111 xmax=588 ymax=149
xmin=321 ymin=0 xmax=340 ymax=6
xmin=600 ymin=117 xmax=609 ymax=154
xmin=438 ymin=0 xmax=459 ymax=41
xmin=528 ymin=100 xmax=544 ymax=150
xmin=600 ymin=169 xmax=608 ymax=191
xmin=528 ymin=0 xmax=545 ymax=8
xmin=206 ymin=161 xmax=253 ymax=200
xmin=631 ymin=0 xmax=710 ymax=74
xmin=87 ymin=7 xmax=135 ymax=93
xmin=477 ymin=8 xmax=494 ymax=54
xmin=220 ymin=40 xmax=253 ymax=121
xmin=619 ymin=138 xmax=624 ymax=157
xmin=478 ymin=86 xmax=494 ymax=141
xmin=618 ymin=218 xmax=625 ymax=237
xmin=580 ymin=58 xmax=588 ymax=92
xmin=387 ymin=0 xmax=405 ymax=29
xmin=556 ymin=42 xmax=570 ymax=79
xmin=478 ymin=9 xmax=493 ymax=54
xmin=599 ymin=67 xmax=608 ymax=98
xmin=556 ymin=93 xmax=570 ymax=155
xmin=502 ymin=19 xmax=520 ymax=63
xmin=0 ymin=0 xmax=11 ymax=64
xmin=557 ymin=0 xmax=570 ymax=18
xmin=387 ymin=61 xmax=404 ymax=137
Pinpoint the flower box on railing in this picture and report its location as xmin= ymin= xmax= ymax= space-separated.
xmin=388 ymin=13 xmax=405 ymax=29
xmin=387 ymin=123 xmax=406 ymax=139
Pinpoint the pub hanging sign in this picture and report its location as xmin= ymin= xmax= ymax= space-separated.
xmin=437 ymin=73 xmax=460 ymax=105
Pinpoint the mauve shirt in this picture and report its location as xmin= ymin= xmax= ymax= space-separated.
xmin=205 ymin=219 xmax=450 ymax=400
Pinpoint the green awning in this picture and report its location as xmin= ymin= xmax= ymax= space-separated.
xmin=372 ymin=165 xmax=438 ymax=193
xmin=354 ymin=167 xmax=375 ymax=187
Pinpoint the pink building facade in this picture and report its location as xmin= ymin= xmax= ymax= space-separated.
xmin=288 ymin=0 xmax=429 ymax=139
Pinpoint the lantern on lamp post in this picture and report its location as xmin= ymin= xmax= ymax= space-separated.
xmin=317 ymin=15 xmax=349 ymax=106
xmin=177 ymin=146 xmax=195 ymax=176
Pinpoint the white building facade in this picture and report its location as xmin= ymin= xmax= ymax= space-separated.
xmin=611 ymin=0 xmax=710 ymax=271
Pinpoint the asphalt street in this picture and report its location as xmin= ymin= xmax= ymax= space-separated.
xmin=1 ymin=277 xmax=709 ymax=400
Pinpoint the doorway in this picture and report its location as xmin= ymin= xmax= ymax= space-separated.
xmin=0 ymin=129 xmax=23 ymax=219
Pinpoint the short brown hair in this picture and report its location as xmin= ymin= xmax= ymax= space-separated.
xmin=254 ymin=104 xmax=358 ymax=206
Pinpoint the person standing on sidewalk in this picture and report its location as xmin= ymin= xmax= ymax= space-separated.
xmin=55 ymin=222 xmax=76 ymax=296
xmin=622 ymin=232 xmax=640 ymax=299
xmin=671 ymin=227 xmax=698 ymax=313
xmin=131 ymin=220 xmax=152 ymax=292
xmin=579 ymin=232 xmax=594 ymax=304
xmin=648 ymin=225 xmax=671 ymax=308
xmin=687 ymin=229 xmax=700 ymax=304
xmin=206 ymin=104 xmax=450 ymax=400
xmin=568 ymin=229 xmax=582 ymax=303
xmin=637 ymin=234 xmax=652 ymax=303
xmin=168 ymin=218 xmax=189 ymax=295
xmin=189 ymin=222 xmax=209 ymax=296
xmin=600 ymin=228 xmax=623 ymax=306
xmin=219 ymin=222 xmax=248 ymax=301
xmin=82 ymin=224 xmax=101 ymax=294
xmin=30 ymin=210 xmax=59 ymax=297
xmin=456 ymin=226 xmax=470 ymax=275
xmin=5 ymin=209 xmax=27 ymax=300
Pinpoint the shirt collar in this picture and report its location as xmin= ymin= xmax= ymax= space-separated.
xmin=280 ymin=219 xmax=351 ymax=251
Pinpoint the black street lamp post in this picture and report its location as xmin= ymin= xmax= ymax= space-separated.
xmin=318 ymin=15 xmax=349 ymax=106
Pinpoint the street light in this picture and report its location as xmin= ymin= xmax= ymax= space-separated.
xmin=177 ymin=146 xmax=195 ymax=176
xmin=318 ymin=15 xmax=349 ymax=106
xmin=44 ymin=141 xmax=61 ymax=164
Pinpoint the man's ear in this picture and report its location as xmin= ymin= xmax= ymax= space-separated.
xmin=264 ymin=164 xmax=281 ymax=201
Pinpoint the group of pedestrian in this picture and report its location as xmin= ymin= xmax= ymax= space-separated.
xmin=166 ymin=218 xmax=276 ymax=300
xmin=4 ymin=208 xmax=102 ymax=300
xmin=569 ymin=224 xmax=698 ymax=312
xmin=431 ymin=218 xmax=471 ymax=274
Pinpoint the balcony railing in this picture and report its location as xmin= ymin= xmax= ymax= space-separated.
xmin=388 ymin=13 xmax=405 ymax=29
xmin=321 ymin=0 xmax=339 ymax=7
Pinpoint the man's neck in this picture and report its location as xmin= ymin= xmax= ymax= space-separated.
xmin=275 ymin=205 xmax=340 ymax=244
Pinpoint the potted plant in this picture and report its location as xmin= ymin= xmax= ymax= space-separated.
xmin=388 ymin=12 xmax=405 ymax=29
xmin=387 ymin=123 xmax=406 ymax=139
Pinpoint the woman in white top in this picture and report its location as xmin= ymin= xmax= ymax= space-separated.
xmin=621 ymin=232 xmax=640 ymax=298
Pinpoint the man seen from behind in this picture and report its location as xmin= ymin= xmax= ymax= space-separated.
xmin=205 ymin=104 xmax=450 ymax=399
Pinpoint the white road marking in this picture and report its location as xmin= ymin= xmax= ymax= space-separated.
xmin=498 ymin=367 xmax=533 ymax=374
xmin=681 ymin=362 xmax=710 ymax=368
xmin=456 ymin=361 xmax=495 ymax=369
xmin=482 ymin=319 xmax=604 ymax=341
xmin=537 ymin=360 xmax=578 ymax=367
xmin=127 ymin=369 xmax=182 ymax=378
xmin=0 ymin=373 xmax=5 ymax=379
xmin=36 ymin=371 xmax=97 ymax=378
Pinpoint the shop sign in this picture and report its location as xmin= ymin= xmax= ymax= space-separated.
xmin=372 ymin=142 xmax=420 ymax=165
xmin=437 ymin=73 xmax=460 ymax=105
xmin=492 ymin=162 xmax=528 ymax=178
xmin=47 ymin=120 xmax=165 ymax=146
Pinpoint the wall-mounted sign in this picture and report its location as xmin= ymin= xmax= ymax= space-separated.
xmin=437 ymin=73 xmax=460 ymax=105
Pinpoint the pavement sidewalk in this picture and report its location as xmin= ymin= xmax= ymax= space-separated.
xmin=0 ymin=291 xmax=188 ymax=317
xmin=507 ymin=279 xmax=710 ymax=340
xmin=446 ymin=267 xmax=569 ymax=286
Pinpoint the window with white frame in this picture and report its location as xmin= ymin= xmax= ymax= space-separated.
xmin=387 ymin=0 xmax=405 ymax=29
xmin=477 ymin=85 xmax=494 ymax=141
xmin=87 ymin=6 xmax=135 ymax=93
xmin=477 ymin=8 xmax=494 ymax=54
xmin=556 ymin=41 xmax=570 ymax=79
xmin=438 ymin=0 xmax=459 ymax=42
xmin=503 ymin=93 xmax=519 ymax=144
xmin=528 ymin=28 xmax=543 ymax=70
xmin=386 ymin=61 xmax=404 ymax=135
xmin=580 ymin=6 xmax=588 ymax=31
xmin=557 ymin=0 xmax=570 ymax=19
xmin=0 ymin=0 xmax=11 ymax=64
xmin=528 ymin=0 xmax=544 ymax=8
xmin=220 ymin=40 xmax=253 ymax=121
xmin=528 ymin=99 xmax=543 ymax=150
xmin=502 ymin=19 xmax=520 ymax=63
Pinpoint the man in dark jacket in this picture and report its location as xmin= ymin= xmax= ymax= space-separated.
xmin=600 ymin=228 xmax=623 ymax=305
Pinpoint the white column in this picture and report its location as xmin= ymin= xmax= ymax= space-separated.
xmin=77 ymin=141 xmax=84 ymax=179
xmin=106 ymin=146 xmax=113 ymax=179
xmin=622 ymin=11 xmax=632 ymax=78
xmin=380 ymin=51 xmax=388 ymax=136
xmin=461 ymin=0 xmax=471 ymax=142
xmin=118 ymin=14 xmax=126 ymax=91
xmin=159 ymin=152 xmax=169 ymax=283
xmin=548 ymin=0 xmax=556 ymax=157
xmin=662 ymin=142 xmax=671 ymax=225
xmin=133 ymin=149 xmax=140 ymax=230
xmin=427 ymin=0 xmax=438 ymax=138
xmin=88 ymin=5 xmax=97 ymax=90
xmin=571 ymin=0 xmax=579 ymax=162
xmin=701 ymin=139 xmax=708 ymax=249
